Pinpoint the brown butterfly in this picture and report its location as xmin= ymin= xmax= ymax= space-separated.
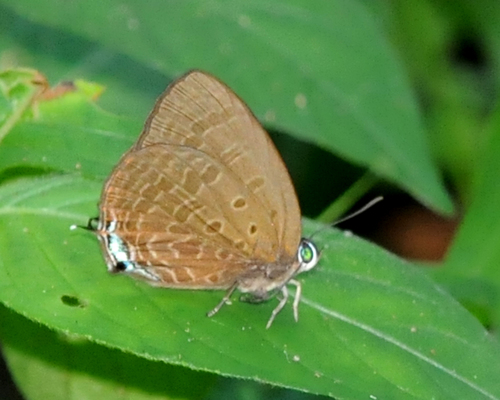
xmin=88 ymin=70 xmax=319 ymax=328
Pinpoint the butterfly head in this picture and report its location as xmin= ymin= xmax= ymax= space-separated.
xmin=296 ymin=238 xmax=319 ymax=274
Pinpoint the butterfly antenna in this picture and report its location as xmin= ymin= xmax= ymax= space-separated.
xmin=309 ymin=196 xmax=383 ymax=240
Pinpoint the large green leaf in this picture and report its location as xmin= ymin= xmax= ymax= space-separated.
xmin=1 ymin=0 xmax=452 ymax=213
xmin=0 ymin=306 xmax=215 ymax=400
xmin=0 ymin=66 xmax=493 ymax=399
xmin=0 ymin=173 xmax=498 ymax=399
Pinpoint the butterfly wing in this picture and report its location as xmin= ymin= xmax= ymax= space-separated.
xmin=137 ymin=71 xmax=301 ymax=258
xmin=98 ymin=71 xmax=301 ymax=288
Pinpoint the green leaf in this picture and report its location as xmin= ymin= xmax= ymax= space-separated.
xmin=1 ymin=0 xmax=452 ymax=213
xmin=0 ymin=306 xmax=216 ymax=400
xmin=0 ymin=174 xmax=498 ymax=399
xmin=0 ymin=68 xmax=45 ymax=145
xmin=0 ymin=74 xmax=138 ymax=179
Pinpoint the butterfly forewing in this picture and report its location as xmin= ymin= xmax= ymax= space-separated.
xmin=135 ymin=71 xmax=302 ymax=259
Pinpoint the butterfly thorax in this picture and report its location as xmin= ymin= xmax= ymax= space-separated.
xmin=236 ymin=257 xmax=300 ymax=302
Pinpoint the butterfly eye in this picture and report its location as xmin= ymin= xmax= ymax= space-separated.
xmin=297 ymin=238 xmax=319 ymax=273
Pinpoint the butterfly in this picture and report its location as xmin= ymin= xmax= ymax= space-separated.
xmin=87 ymin=70 xmax=319 ymax=328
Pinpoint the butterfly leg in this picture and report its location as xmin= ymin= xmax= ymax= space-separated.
xmin=266 ymin=285 xmax=289 ymax=329
xmin=289 ymin=279 xmax=302 ymax=322
xmin=207 ymin=281 xmax=238 ymax=318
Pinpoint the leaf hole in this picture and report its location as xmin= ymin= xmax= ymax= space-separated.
xmin=61 ymin=295 xmax=87 ymax=308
